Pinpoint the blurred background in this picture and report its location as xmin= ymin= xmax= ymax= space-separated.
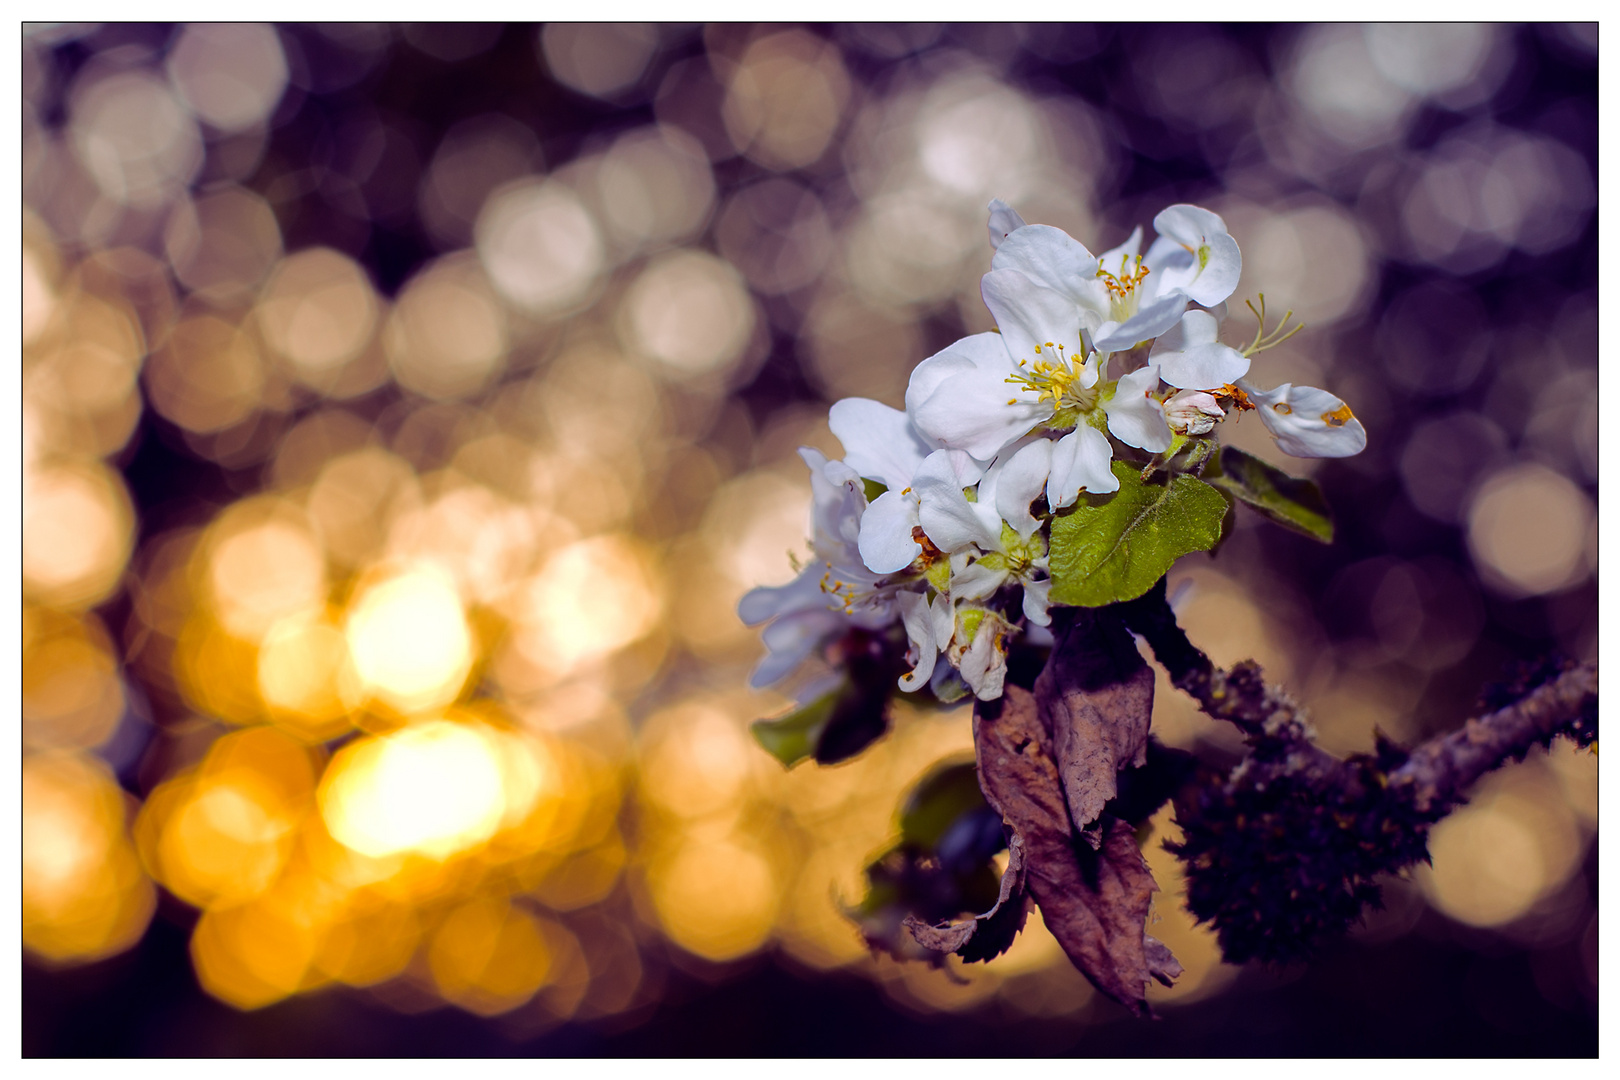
xmin=20 ymin=23 xmax=1596 ymax=1055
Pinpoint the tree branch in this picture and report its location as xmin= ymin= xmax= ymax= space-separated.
xmin=1121 ymin=576 xmax=1598 ymax=964
xmin=1115 ymin=579 xmax=1335 ymax=774
xmin=1391 ymin=661 xmax=1597 ymax=815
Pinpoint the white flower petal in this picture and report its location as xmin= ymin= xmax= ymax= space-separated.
xmin=905 ymin=332 xmax=1010 ymax=416
xmin=737 ymin=566 xmax=823 ymax=626
xmin=1092 ymin=290 xmax=1189 ymax=352
xmin=1097 ymin=225 xmax=1144 ymax=267
xmin=1047 ymin=424 xmax=1119 ymax=508
xmin=958 ymin=621 xmax=1007 ymax=701
xmin=914 ymin=450 xmax=1001 ymax=553
xmin=1150 ymin=309 xmax=1250 ymax=389
xmin=828 ymin=398 xmax=931 ymax=491
xmin=990 ymin=224 xmax=1098 ymax=300
xmin=1244 ymin=381 xmax=1368 ymax=458
xmin=817 ymin=454 xmax=861 ymax=489
xmin=798 ymin=448 xmax=867 ymax=561
xmin=986 ymin=199 xmax=1027 ymax=250
xmin=944 ymin=448 xmax=988 ymax=489
xmin=896 ymin=590 xmax=939 ymax=691
xmin=912 ymin=364 xmax=1051 ymax=463
xmin=1106 ymin=364 xmax=1173 ymax=452
xmin=951 ymin=560 xmax=1008 ymax=603
xmin=981 ymin=268 xmax=1087 ymax=367
xmin=1021 ymin=577 xmax=1052 ymax=627
xmin=856 ymin=488 xmax=922 ymax=573
xmin=993 ymin=438 xmax=1053 ymax=539
xmin=1150 ymin=204 xmax=1242 ymax=308
xmin=750 ymin=609 xmax=842 ymax=688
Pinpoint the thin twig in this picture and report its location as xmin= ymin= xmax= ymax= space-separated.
xmin=1391 ymin=663 xmax=1597 ymax=814
xmin=1116 ymin=579 xmax=1597 ymax=794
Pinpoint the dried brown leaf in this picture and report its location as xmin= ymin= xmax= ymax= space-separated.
xmin=903 ymin=833 xmax=1028 ymax=960
xmin=975 ymin=683 xmax=1178 ymax=1016
xmin=1035 ymin=609 xmax=1156 ymax=845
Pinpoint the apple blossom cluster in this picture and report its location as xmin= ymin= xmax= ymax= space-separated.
xmin=742 ymin=200 xmax=1367 ymax=730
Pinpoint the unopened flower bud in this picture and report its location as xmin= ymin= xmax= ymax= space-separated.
xmin=1163 ymin=389 xmax=1226 ymax=436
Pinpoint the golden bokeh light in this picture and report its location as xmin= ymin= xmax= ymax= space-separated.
xmin=69 ymin=67 xmax=202 ymax=207
xmin=165 ymin=184 xmax=283 ymax=301
xmin=643 ymin=833 xmax=782 ymax=962
xmin=592 ymin=124 xmax=716 ymax=251
xmin=621 ymin=249 xmax=755 ymax=378
xmin=25 ymin=290 xmax=145 ymax=417
xmin=722 ymin=30 xmax=852 ymax=170
xmin=1467 ymin=463 xmax=1595 ymax=596
xmin=22 ymin=607 xmax=126 ymax=752
xmin=316 ymin=898 xmax=421 ymax=988
xmin=344 ymin=566 xmax=473 ymax=714
xmin=504 ymin=534 xmax=664 ymax=682
xmin=539 ymin=23 xmax=660 ymax=100
xmin=24 ymin=753 xmax=157 ymax=965
xmin=639 ymin=701 xmax=761 ymax=821
xmin=256 ymin=247 xmax=380 ymax=386
xmin=476 ymin=179 xmax=604 ymax=317
xmin=140 ymin=726 xmax=317 ymax=911
xmin=155 ymin=775 xmax=298 ymax=909
xmin=164 ymin=22 xmax=289 ymax=133
xmin=206 ymin=499 xmax=328 ymax=641
xmin=429 ymin=898 xmax=555 ymax=1016
xmin=383 ymin=480 xmax=539 ymax=605
xmin=256 ymin=611 xmax=361 ymax=743
xmin=384 ymin=254 xmax=510 ymax=400
xmin=143 ymin=313 xmax=266 ymax=434
xmin=306 ymin=446 xmax=420 ymax=569
xmin=319 ymin=719 xmax=507 ymax=860
xmin=1419 ymin=767 xmax=1585 ymax=929
xmin=22 ymin=239 xmax=58 ymax=343
xmin=191 ymin=897 xmax=321 ymax=1011
xmin=22 ymin=460 xmax=136 ymax=610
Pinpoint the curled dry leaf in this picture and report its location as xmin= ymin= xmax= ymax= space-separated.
xmin=974 ymin=681 xmax=1180 ymax=1016
xmin=1035 ymin=608 xmax=1155 ymax=846
xmin=903 ymin=832 xmax=1028 ymax=961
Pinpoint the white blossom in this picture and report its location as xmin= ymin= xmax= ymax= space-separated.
xmin=828 ymin=397 xmax=986 ymax=575
xmin=1240 ymin=380 xmax=1368 ymax=458
xmin=1149 ymin=308 xmax=1250 ymax=390
xmin=986 ymin=202 xmax=1243 ymax=354
xmin=906 ymin=269 xmax=1172 ymax=493
xmin=737 ymin=448 xmax=897 ymax=689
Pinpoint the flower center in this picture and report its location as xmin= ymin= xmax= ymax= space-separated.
xmin=1097 ymin=254 xmax=1151 ymax=323
xmin=818 ymin=564 xmax=876 ymax=616
xmin=996 ymin=521 xmax=1046 ymax=579
xmin=1004 ymin=344 xmax=1099 ymax=412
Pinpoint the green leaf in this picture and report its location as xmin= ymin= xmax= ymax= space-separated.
xmin=1204 ymin=445 xmax=1334 ymax=543
xmin=750 ymin=649 xmax=898 ymax=768
xmin=862 ymin=479 xmax=888 ymax=504
xmin=1047 ymin=460 xmax=1228 ymax=607
xmin=899 ymin=760 xmax=986 ymax=849
xmin=750 ymin=688 xmax=839 ymax=768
